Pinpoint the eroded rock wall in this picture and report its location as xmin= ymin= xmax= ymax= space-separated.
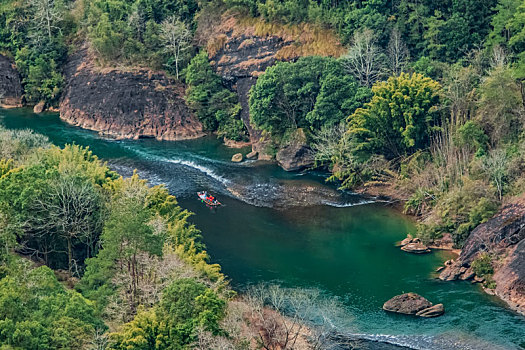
xmin=440 ymin=193 xmax=525 ymax=314
xmin=204 ymin=16 xmax=297 ymax=156
xmin=0 ymin=55 xmax=22 ymax=107
xmin=60 ymin=48 xmax=204 ymax=141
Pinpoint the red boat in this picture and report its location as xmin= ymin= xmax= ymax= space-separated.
xmin=197 ymin=191 xmax=221 ymax=207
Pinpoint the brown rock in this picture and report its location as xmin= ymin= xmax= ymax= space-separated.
xmin=246 ymin=150 xmax=258 ymax=160
xmin=443 ymin=192 xmax=525 ymax=315
xmin=60 ymin=47 xmax=204 ymax=141
xmin=472 ymin=276 xmax=485 ymax=284
xmin=231 ymin=153 xmax=243 ymax=162
xmin=400 ymin=237 xmax=413 ymax=246
xmin=401 ymin=242 xmax=431 ymax=254
xmin=33 ymin=101 xmax=45 ymax=114
xmin=276 ymin=128 xmax=314 ymax=171
xmin=460 ymin=267 xmax=475 ymax=281
xmin=416 ymin=304 xmax=445 ymax=318
xmin=436 ymin=266 xmax=445 ymax=272
xmin=439 ymin=261 xmax=463 ymax=281
xmin=383 ymin=293 xmax=433 ymax=315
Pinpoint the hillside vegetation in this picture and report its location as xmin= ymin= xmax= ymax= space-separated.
xmin=1 ymin=0 xmax=525 ymax=344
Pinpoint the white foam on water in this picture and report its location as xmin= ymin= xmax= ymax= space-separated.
xmin=321 ymin=199 xmax=376 ymax=208
xmin=164 ymin=158 xmax=230 ymax=185
xmin=120 ymin=145 xmax=231 ymax=185
xmin=346 ymin=332 xmax=507 ymax=350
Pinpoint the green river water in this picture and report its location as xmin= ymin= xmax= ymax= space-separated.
xmin=1 ymin=108 xmax=524 ymax=349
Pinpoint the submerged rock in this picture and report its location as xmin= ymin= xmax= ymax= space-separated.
xmin=276 ymin=128 xmax=314 ymax=171
xmin=383 ymin=293 xmax=444 ymax=317
xmin=231 ymin=153 xmax=243 ymax=162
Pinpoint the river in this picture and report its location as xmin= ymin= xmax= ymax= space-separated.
xmin=1 ymin=108 xmax=524 ymax=350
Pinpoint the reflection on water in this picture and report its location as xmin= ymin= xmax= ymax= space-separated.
xmin=1 ymin=108 xmax=524 ymax=350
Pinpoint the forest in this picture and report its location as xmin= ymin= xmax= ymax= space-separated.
xmin=1 ymin=0 xmax=525 ymax=348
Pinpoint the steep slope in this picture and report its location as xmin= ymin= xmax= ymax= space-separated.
xmin=439 ymin=193 xmax=525 ymax=314
xmin=199 ymin=13 xmax=344 ymax=157
xmin=60 ymin=47 xmax=204 ymax=140
xmin=0 ymin=54 xmax=22 ymax=107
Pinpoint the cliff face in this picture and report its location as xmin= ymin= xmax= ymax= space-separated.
xmin=60 ymin=48 xmax=204 ymax=141
xmin=204 ymin=16 xmax=296 ymax=156
xmin=440 ymin=193 xmax=525 ymax=315
xmin=0 ymin=55 xmax=22 ymax=107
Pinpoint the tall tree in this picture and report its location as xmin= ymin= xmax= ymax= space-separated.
xmin=387 ymin=27 xmax=410 ymax=75
xmin=160 ymin=16 xmax=191 ymax=79
xmin=348 ymin=72 xmax=442 ymax=159
xmin=343 ymin=29 xmax=384 ymax=87
xmin=27 ymin=0 xmax=62 ymax=41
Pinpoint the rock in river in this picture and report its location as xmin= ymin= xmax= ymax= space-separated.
xmin=231 ymin=153 xmax=243 ymax=162
xmin=276 ymin=128 xmax=314 ymax=171
xmin=383 ymin=293 xmax=445 ymax=317
xmin=33 ymin=101 xmax=45 ymax=114
xmin=416 ymin=303 xmax=445 ymax=318
xmin=400 ymin=242 xmax=431 ymax=254
xmin=246 ymin=150 xmax=258 ymax=160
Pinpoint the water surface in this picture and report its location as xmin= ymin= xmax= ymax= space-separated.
xmin=1 ymin=109 xmax=524 ymax=349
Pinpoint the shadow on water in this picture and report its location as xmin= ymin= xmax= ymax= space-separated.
xmin=1 ymin=109 xmax=525 ymax=350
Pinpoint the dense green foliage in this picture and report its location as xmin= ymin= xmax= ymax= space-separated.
xmin=186 ymin=51 xmax=247 ymax=141
xmin=0 ymin=259 xmax=104 ymax=349
xmin=84 ymin=0 xmax=199 ymax=70
xmin=110 ymin=278 xmax=225 ymax=349
xmin=225 ymin=0 xmax=499 ymax=62
xmin=250 ymin=56 xmax=369 ymax=138
xmin=348 ymin=73 xmax=442 ymax=160
xmin=0 ymin=127 xmax=227 ymax=348
xmin=0 ymin=0 xmax=73 ymax=106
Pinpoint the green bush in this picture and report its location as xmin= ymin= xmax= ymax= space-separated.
xmin=250 ymin=56 xmax=369 ymax=138
xmin=186 ymin=51 xmax=247 ymax=141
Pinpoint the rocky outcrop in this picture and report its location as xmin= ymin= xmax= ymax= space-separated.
xmin=33 ymin=101 xmax=45 ymax=114
xmin=0 ymin=55 xmax=22 ymax=107
xmin=60 ymin=47 xmax=203 ymax=141
xmin=383 ymin=293 xmax=445 ymax=318
xmin=203 ymin=15 xmax=297 ymax=157
xmin=439 ymin=193 xmax=525 ymax=315
xmin=276 ymin=128 xmax=314 ymax=171
xmin=400 ymin=242 xmax=431 ymax=254
xmin=398 ymin=235 xmax=431 ymax=254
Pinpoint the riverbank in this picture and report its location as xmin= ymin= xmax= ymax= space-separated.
xmin=1 ymin=108 xmax=524 ymax=349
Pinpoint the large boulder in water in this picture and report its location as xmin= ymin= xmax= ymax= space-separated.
xmin=276 ymin=128 xmax=314 ymax=171
xmin=231 ymin=153 xmax=243 ymax=162
xmin=401 ymin=242 xmax=431 ymax=254
xmin=33 ymin=101 xmax=46 ymax=114
xmin=0 ymin=54 xmax=22 ymax=107
xmin=383 ymin=293 xmax=444 ymax=317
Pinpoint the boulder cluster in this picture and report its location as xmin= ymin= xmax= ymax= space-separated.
xmin=383 ymin=293 xmax=445 ymax=318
